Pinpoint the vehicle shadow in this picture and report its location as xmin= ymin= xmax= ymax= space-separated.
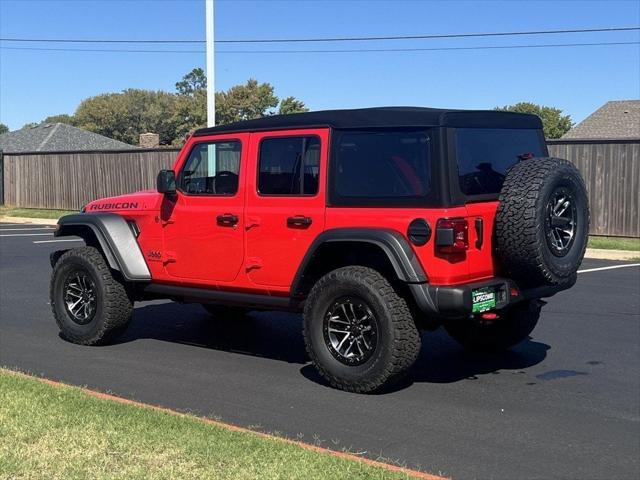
xmin=114 ymin=302 xmax=310 ymax=364
xmin=301 ymin=333 xmax=550 ymax=393
xmin=117 ymin=302 xmax=549 ymax=391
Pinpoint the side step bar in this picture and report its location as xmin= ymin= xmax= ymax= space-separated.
xmin=142 ymin=283 xmax=301 ymax=311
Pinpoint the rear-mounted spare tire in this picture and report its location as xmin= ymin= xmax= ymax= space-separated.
xmin=495 ymin=157 xmax=589 ymax=288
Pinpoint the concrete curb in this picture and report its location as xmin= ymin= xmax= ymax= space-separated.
xmin=0 ymin=216 xmax=59 ymax=226
xmin=584 ymin=248 xmax=639 ymax=261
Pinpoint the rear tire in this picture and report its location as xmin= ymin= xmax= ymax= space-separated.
xmin=50 ymin=246 xmax=133 ymax=345
xmin=303 ymin=266 xmax=421 ymax=393
xmin=444 ymin=300 xmax=541 ymax=352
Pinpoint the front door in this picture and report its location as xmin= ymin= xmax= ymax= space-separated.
xmin=245 ymin=129 xmax=328 ymax=288
xmin=162 ymin=134 xmax=248 ymax=285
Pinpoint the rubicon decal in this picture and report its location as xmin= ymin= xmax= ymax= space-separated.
xmin=89 ymin=202 xmax=139 ymax=210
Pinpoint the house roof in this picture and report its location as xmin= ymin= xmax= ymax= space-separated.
xmin=0 ymin=123 xmax=136 ymax=153
xmin=194 ymin=106 xmax=542 ymax=136
xmin=562 ymin=100 xmax=640 ymax=139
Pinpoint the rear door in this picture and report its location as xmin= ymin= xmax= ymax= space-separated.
xmin=244 ymin=129 xmax=328 ymax=288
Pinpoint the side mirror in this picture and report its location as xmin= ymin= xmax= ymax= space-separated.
xmin=157 ymin=169 xmax=176 ymax=194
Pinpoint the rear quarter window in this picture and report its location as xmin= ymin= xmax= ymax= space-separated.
xmin=330 ymin=130 xmax=434 ymax=206
xmin=456 ymin=128 xmax=545 ymax=196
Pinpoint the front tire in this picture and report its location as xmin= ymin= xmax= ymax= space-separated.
xmin=303 ymin=266 xmax=421 ymax=393
xmin=444 ymin=300 xmax=542 ymax=352
xmin=50 ymin=246 xmax=133 ymax=345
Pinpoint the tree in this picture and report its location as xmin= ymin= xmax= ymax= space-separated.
xmin=171 ymin=73 xmax=308 ymax=145
xmin=61 ymin=69 xmax=310 ymax=147
xmin=0 ymin=123 xmax=8 ymax=134
xmin=216 ymin=79 xmax=280 ymax=124
xmin=43 ymin=114 xmax=77 ymax=126
xmin=278 ymin=96 xmax=309 ymax=115
xmin=495 ymin=102 xmax=573 ymax=139
xmin=172 ymin=88 xmax=208 ymax=144
xmin=21 ymin=122 xmax=38 ymax=129
xmin=74 ymin=89 xmax=179 ymax=145
xmin=175 ymin=67 xmax=207 ymax=96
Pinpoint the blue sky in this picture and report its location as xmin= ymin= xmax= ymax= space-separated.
xmin=0 ymin=0 xmax=638 ymax=131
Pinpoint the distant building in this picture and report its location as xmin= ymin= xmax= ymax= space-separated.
xmin=0 ymin=123 xmax=136 ymax=153
xmin=562 ymin=100 xmax=640 ymax=140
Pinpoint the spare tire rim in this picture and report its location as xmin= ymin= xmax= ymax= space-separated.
xmin=545 ymin=187 xmax=577 ymax=257
xmin=63 ymin=270 xmax=97 ymax=325
xmin=323 ymin=296 xmax=378 ymax=366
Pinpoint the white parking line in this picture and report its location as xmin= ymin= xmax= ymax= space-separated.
xmin=33 ymin=239 xmax=83 ymax=244
xmin=578 ymin=263 xmax=640 ymax=274
xmin=0 ymin=227 xmax=55 ymax=231
xmin=0 ymin=233 xmax=54 ymax=237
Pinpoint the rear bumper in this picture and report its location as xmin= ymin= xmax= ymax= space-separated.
xmin=409 ymin=276 xmax=574 ymax=318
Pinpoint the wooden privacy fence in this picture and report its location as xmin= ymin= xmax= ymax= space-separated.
xmin=547 ymin=139 xmax=639 ymax=238
xmin=1 ymin=139 xmax=638 ymax=237
xmin=1 ymin=149 xmax=179 ymax=211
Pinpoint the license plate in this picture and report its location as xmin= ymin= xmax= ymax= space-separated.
xmin=472 ymin=287 xmax=496 ymax=313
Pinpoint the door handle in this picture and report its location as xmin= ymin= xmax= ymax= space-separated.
xmin=217 ymin=213 xmax=239 ymax=227
xmin=287 ymin=215 xmax=313 ymax=228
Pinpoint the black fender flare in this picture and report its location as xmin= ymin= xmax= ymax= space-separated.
xmin=291 ymin=228 xmax=427 ymax=296
xmin=55 ymin=213 xmax=151 ymax=281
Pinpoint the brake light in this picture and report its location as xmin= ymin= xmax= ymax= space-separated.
xmin=436 ymin=218 xmax=469 ymax=254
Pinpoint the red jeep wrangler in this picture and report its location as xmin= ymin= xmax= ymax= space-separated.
xmin=50 ymin=107 xmax=589 ymax=393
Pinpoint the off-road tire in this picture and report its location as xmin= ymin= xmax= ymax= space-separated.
xmin=50 ymin=246 xmax=133 ymax=345
xmin=201 ymin=304 xmax=249 ymax=319
xmin=495 ymin=157 xmax=589 ymax=288
xmin=444 ymin=300 xmax=541 ymax=352
xmin=303 ymin=266 xmax=421 ymax=393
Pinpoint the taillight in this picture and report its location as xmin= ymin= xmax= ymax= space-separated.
xmin=435 ymin=218 xmax=469 ymax=254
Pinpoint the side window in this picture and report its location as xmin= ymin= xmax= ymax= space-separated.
xmin=179 ymin=140 xmax=241 ymax=195
xmin=333 ymin=130 xmax=432 ymax=203
xmin=258 ymin=136 xmax=320 ymax=195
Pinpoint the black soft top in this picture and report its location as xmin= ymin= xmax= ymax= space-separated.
xmin=194 ymin=106 xmax=542 ymax=136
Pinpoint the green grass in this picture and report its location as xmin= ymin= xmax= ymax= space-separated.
xmin=0 ymin=369 xmax=419 ymax=480
xmin=0 ymin=205 xmax=76 ymax=219
xmin=588 ymin=236 xmax=640 ymax=251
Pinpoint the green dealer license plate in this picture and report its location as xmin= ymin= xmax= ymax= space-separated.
xmin=472 ymin=287 xmax=496 ymax=313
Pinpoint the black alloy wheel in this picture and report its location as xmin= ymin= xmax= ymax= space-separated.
xmin=323 ymin=296 xmax=378 ymax=366
xmin=544 ymin=187 xmax=577 ymax=257
xmin=63 ymin=270 xmax=97 ymax=325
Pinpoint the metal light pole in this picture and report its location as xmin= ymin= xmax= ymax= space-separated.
xmin=205 ymin=0 xmax=215 ymax=127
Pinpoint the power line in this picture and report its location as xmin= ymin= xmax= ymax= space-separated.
xmin=1 ymin=41 xmax=638 ymax=54
xmin=0 ymin=26 xmax=638 ymax=45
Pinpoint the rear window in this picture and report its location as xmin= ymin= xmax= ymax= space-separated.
xmin=456 ymin=128 xmax=544 ymax=196
xmin=331 ymin=130 xmax=432 ymax=206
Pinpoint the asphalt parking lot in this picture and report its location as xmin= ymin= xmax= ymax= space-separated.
xmin=1 ymin=221 xmax=639 ymax=480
